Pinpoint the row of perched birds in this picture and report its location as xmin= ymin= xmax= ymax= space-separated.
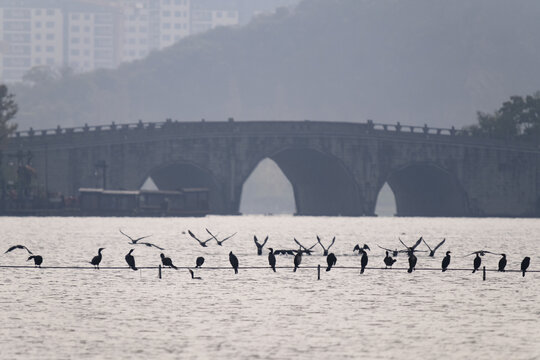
xmin=3 ymin=233 xmax=533 ymax=278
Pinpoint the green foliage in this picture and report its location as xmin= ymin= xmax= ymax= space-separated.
xmin=468 ymin=92 xmax=540 ymax=141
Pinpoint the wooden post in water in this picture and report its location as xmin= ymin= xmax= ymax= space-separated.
xmin=317 ymin=264 xmax=321 ymax=280
xmin=483 ymin=266 xmax=486 ymax=281
xmin=158 ymin=265 xmax=162 ymax=279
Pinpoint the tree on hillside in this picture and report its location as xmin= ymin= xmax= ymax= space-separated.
xmin=466 ymin=92 xmax=540 ymax=141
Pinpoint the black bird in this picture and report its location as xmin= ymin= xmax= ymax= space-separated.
xmin=360 ymin=249 xmax=369 ymax=274
xmin=189 ymin=269 xmax=202 ymax=280
xmin=465 ymin=250 xmax=496 ymax=257
xmin=90 ymin=248 xmax=105 ymax=269
xmin=377 ymin=245 xmax=403 ymax=257
xmin=294 ymin=238 xmax=317 ymax=255
xmin=498 ymin=254 xmax=507 ymax=272
xmin=407 ymin=251 xmax=417 ymax=273
xmin=353 ymin=244 xmax=371 ymax=254
xmin=383 ymin=251 xmax=397 ymax=268
xmin=119 ymin=229 xmax=164 ymax=250
xmin=27 ymin=255 xmax=43 ymax=267
xmin=317 ymin=236 xmax=336 ymax=256
xmin=195 ymin=256 xmax=205 ymax=268
xmin=326 ymin=253 xmax=337 ymax=271
xmin=5 ymin=245 xmax=33 ymax=254
xmin=207 ymin=229 xmax=236 ymax=246
xmin=472 ymin=253 xmax=482 ymax=273
xmin=125 ymin=249 xmax=138 ymax=271
xmin=254 ymin=235 xmax=269 ymax=255
xmin=293 ymin=251 xmax=302 ymax=272
xmin=521 ymin=257 xmax=530 ymax=277
xmin=229 ymin=251 xmax=239 ymax=274
xmin=160 ymin=253 xmax=178 ymax=269
xmin=188 ymin=230 xmax=213 ymax=247
xmin=423 ymin=238 xmax=446 ymax=257
xmin=268 ymin=248 xmax=276 ymax=272
xmin=442 ymin=251 xmax=451 ymax=272
xmin=400 ymin=237 xmax=426 ymax=253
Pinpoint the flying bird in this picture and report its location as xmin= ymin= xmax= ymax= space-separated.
xmin=5 ymin=245 xmax=33 ymax=254
xmin=317 ymin=236 xmax=336 ymax=256
xmin=521 ymin=257 xmax=531 ymax=277
xmin=229 ymin=251 xmax=239 ymax=274
xmin=441 ymin=251 xmax=451 ymax=272
xmin=254 ymin=235 xmax=269 ymax=255
xmin=195 ymin=256 xmax=205 ymax=268
xmin=400 ymin=237 xmax=425 ymax=253
xmin=423 ymin=238 xmax=446 ymax=257
xmin=27 ymin=255 xmax=43 ymax=267
xmin=125 ymin=249 xmax=138 ymax=271
xmin=188 ymin=230 xmax=213 ymax=247
xmin=90 ymin=248 xmax=105 ymax=269
xmin=160 ymin=253 xmax=178 ymax=269
xmin=294 ymin=238 xmax=317 ymax=255
xmin=119 ymin=229 xmax=151 ymax=244
xmin=464 ymin=250 xmax=496 ymax=257
xmin=206 ymin=229 xmax=236 ymax=246
xmin=377 ymin=245 xmax=403 ymax=257
xmin=326 ymin=253 xmax=337 ymax=271
xmin=383 ymin=251 xmax=397 ymax=268
xmin=268 ymin=248 xmax=276 ymax=272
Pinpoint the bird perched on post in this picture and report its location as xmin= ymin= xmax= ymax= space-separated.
xmin=90 ymin=248 xmax=105 ymax=269
xmin=268 ymin=248 xmax=276 ymax=272
xmin=359 ymin=249 xmax=369 ymax=274
xmin=293 ymin=251 xmax=302 ymax=272
xmin=229 ymin=251 xmax=239 ymax=274
xmin=125 ymin=249 xmax=138 ymax=271
xmin=383 ymin=251 xmax=397 ymax=268
xmin=160 ymin=253 xmax=178 ymax=269
xmin=521 ymin=257 xmax=531 ymax=277
xmin=441 ymin=251 xmax=451 ymax=272
xmin=195 ymin=256 xmax=205 ymax=268
xmin=472 ymin=253 xmax=482 ymax=273
xmin=407 ymin=250 xmax=417 ymax=273
xmin=498 ymin=254 xmax=507 ymax=272
xmin=27 ymin=255 xmax=43 ymax=267
xmin=326 ymin=253 xmax=337 ymax=271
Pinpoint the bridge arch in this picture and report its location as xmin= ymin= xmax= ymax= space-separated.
xmin=140 ymin=161 xmax=226 ymax=214
xmin=239 ymin=147 xmax=363 ymax=216
xmin=377 ymin=162 xmax=470 ymax=217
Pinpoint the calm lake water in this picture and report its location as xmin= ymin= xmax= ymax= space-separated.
xmin=1 ymin=216 xmax=539 ymax=359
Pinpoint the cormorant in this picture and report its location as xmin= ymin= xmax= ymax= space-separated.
xmin=423 ymin=238 xmax=446 ymax=257
xmin=196 ymin=256 xmax=205 ymax=268
xmin=294 ymin=238 xmax=317 ymax=255
xmin=360 ymin=249 xmax=368 ymax=274
xmin=206 ymin=228 xmax=236 ymax=246
xmin=317 ymin=236 xmax=336 ymax=256
xmin=5 ymin=245 xmax=33 ymax=254
xmin=125 ymin=249 xmax=138 ymax=271
xmin=326 ymin=253 xmax=337 ymax=271
xmin=472 ymin=253 xmax=482 ymax=273
xmin=384 ymin=251 xmax=397 ymax=268
xmin=189 ymin=269 xmax=202 ymax=280
xmin=27 ymin=255 xmax=43 ymax=267
xmin=353 ymin=244 xmax=371 ymax=254
xmin=254 ymin=235 xmax=269 ymax=255
xmin=229 ymin=251 xmax=239 ymax=274
xmin=293 ymin=251 xmax=302 ymax=272
xmin=268 ymin=248 xmax=276 ymax=272
xmin=498 ymin=254 xmax=507 ymax=272
xmin=400 ymin=237 xmax=424 ymax=252
xmin=441 ymin=251 xmax=451 ymax=272
xmin=521 ymin=257 xmax=530 ymax=277
xmin=90 ymin=248 xmax=105 ymax=269
xmin=407 ymin=251 xmax=417 ymax=273
xmin=188 ymin=230 xmax=213 ymax=247
xmin=160 ymin=253 xmax=178 ymax=269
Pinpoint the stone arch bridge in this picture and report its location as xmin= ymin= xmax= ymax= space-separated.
xmin=3 ymin=120 xmax=540 ymax=217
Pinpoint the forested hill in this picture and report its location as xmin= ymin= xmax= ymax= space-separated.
xmin=11 ymin=0 xmax=540 ymax=130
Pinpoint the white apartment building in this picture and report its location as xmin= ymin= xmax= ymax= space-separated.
xmin=0 ymin=0 xmax=243 ymax=82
